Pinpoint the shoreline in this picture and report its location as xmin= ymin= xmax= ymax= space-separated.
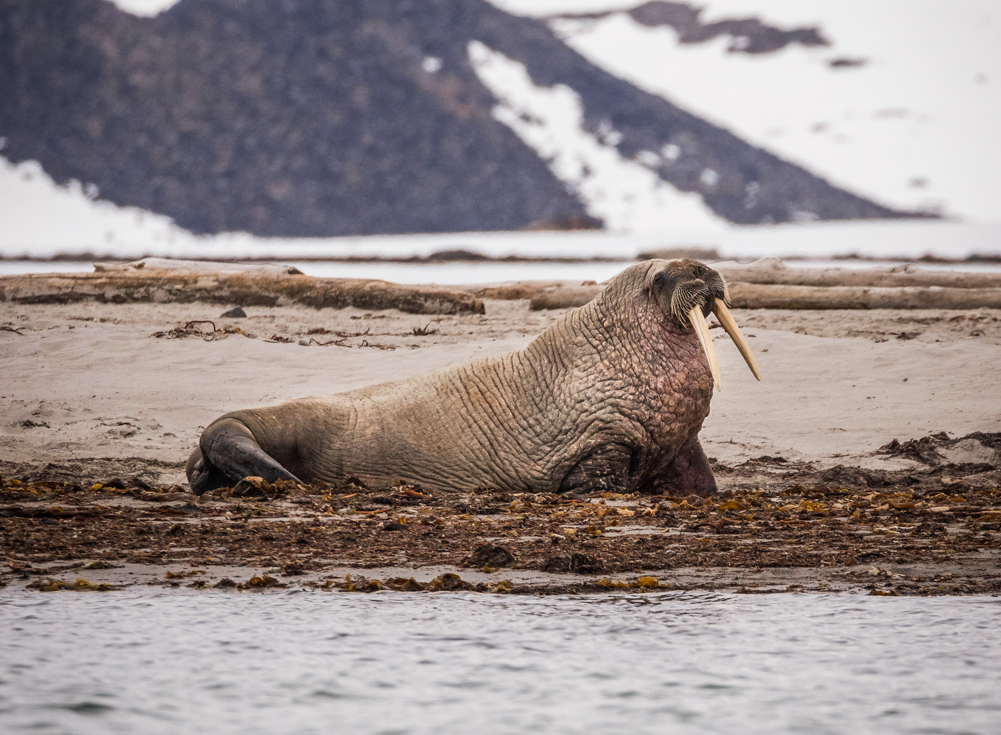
xmin=2 ymin=453 xmax=999 ymax=597
xmin=2 ymin=270 xmax=1000 ymax=597
xmin=5 ymin=561 xmax=999 ymax=598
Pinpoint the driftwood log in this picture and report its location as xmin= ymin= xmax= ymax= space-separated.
xmin=92 ymin=257 xmax=305 ymax=277
xmin=0 ymin=270 xmax=485 ymax=315
xmin=712 ymin=258 xmax=1001 ymax=290
xmin=529 ymin=282 xmax=1001 ymax=311
xmin=470 ymin=260 xmax=1001 ymax=310
xmin=526 ymin=258 xmax=1001 ymax=310
xmin=5 ymin=258 xmax=1000 ymax=313
xmin=727 ymin=283 xmax=1001 ymax=310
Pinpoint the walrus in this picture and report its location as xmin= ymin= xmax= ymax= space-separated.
xmin=186 ymin=259 xmax=760 ymax=497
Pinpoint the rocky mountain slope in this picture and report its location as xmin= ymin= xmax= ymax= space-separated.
xmin=0 ymin=0 xmax=915 ymax=237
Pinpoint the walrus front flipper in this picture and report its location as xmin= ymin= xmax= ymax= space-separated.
xmin=645 ymin=434 xmax=716 ymax=497
xmin=559 ymin=444 xmax=634 ymax=495
xmin=187 ymin=417 xmax=301 ymax=495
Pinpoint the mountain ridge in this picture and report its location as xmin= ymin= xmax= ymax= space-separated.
xmin=0 ymin=0 xmax=919 ymax=237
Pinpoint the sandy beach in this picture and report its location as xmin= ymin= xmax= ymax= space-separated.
xmin=2 ymin=276 xmax=1000 ymax=595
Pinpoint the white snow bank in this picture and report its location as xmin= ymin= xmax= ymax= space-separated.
xmin=0 ymin=158 xmax=190 ymax=253
xmin=105 ymin=0 xmax=178 ymax=17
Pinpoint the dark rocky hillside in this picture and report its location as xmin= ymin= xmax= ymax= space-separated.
xmin=0 ymin=0 xmax=917 ymax=237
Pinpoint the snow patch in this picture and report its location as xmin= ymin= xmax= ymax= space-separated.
xmin=539 ymin=2 xmax=1001 ymax=222
xmin=467 ymin=40 xmax=722 ymax=233
xmin=0 ymin=158 xmax=188 ymax=257
xmin=105 ymin=0 xmax=180 ymax=17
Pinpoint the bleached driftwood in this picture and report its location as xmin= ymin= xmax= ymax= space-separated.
xmin=727 ymin=283 xmax=1001 ymax=310
xmin=525 ymin=258 xmax=1001 ymax=310
xmin=528 ymin=282 xmax=1001 ymax=311
xmin=529 ymin=286 xmax=604 ymax=310
xmin=0 ymin=270 xmax=485 ymax=315
xmin=93 ymin=258 xmax=304 ymax=276
xmin=712 ymin=257 xmax=1001 ymax=290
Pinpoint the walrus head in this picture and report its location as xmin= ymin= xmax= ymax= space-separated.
xmin=646 ymin=259 xmax=761 ymax=391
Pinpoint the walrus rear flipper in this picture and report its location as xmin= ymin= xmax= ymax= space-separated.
xmin=187 ymin=417 xmax=302 ymax=495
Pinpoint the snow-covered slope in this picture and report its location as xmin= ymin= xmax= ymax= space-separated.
xmin=467 ymin=40 xmax=724 ymax=232
xmin=490 ymin=0 xmax=1001 ymax=222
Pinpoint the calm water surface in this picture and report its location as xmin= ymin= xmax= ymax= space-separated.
xmin=0 ymin=590 xmax=999 ymax=735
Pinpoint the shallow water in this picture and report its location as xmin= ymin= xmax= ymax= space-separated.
xmin=1 ymin=591 xmax=999 ymax=735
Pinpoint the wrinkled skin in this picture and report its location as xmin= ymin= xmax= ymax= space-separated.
xmin=187 ymin=259 xmax=727 ymax=497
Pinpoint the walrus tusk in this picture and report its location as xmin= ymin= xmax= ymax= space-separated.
xmin=688 ymin=306 xmax=721 ymax=391
xmin=713 ymin=297 xmax=761 ymax=381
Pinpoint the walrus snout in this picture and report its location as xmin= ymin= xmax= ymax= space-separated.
xmin=646 ymin=259 xmax=726 ymax=322
xmin=647 ymin=259 xmax=761 ymax=391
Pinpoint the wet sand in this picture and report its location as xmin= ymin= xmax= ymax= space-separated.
xmin=2 ymin=291 xmax=1000 ymax=595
